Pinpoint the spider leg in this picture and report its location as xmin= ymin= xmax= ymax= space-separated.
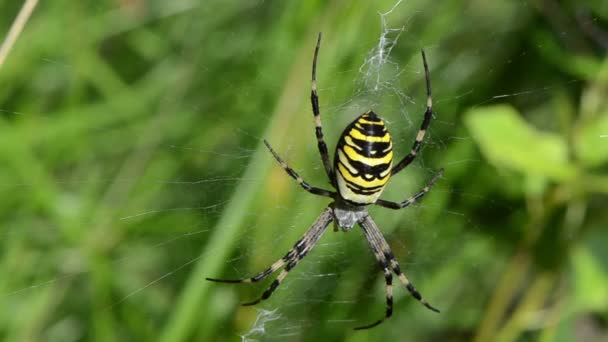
xmin=310 ymin=32 xmax=335 ymax=184
xmin=206 ymin=252 xmax=293 ymax=284
xmin=264 ymin=140 xmax=335 ymax=198
xmin=358 ymin=215 xmax=438 ymax=330
xmin=241 ymin=208 xmax=334 ymax=306
xmin=387 ymin=253 xmax=439 ymax=313
xmin=375 ymin=168 xmax=443 ymax=210
xmin=241 ymin=260 xmax=297 ymax=306
xmin=391 ymin=50 xmax=434 ymax=176
xmin=354 ymin=259 xmax=394 ymax=330
xmin=206 ymin=208 xmax=333 ymax=286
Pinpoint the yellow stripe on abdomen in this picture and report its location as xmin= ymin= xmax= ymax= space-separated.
xmin=348 ymin=128 xmax=391 ymax=143
xmin=337 ymin=162 xmax=390 ymax=189
xmin=342 ymin=145 xmax=393 ymax=167
xmin=334 ymin=111 xmax=394 ymax=205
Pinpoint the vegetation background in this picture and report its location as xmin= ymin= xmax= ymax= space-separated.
xmin=0 ymin=0 xmax=607 ymax=341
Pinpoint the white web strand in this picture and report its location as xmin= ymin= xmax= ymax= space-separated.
xmin=358 ymin=0 xmax=406 ymax=93
xmin=239 ymin=309 xmax=282 ymax=342
xmin=353 ymin=0 xmax=423 ymax=131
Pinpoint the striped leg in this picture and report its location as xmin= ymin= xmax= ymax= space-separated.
xmin=354 ymin=262 xmax=394 ymax=330
xmin=375 ymin=168 xmax=443 ymax=210
xmin=389 ymin=255 xmax=439 ymax=313
xmin=359 ymin=215 xmax=439 ymax=322
xmin=206 ymin=251 xmax=293 ymax=284
xmin=264 ymin=140 xmax=335 ymax=198
xmin=310 ymin=32 xmax=335 ymax=184
xmin=241 ymin=257 xmax=300 ymax=306
xmin=206 ymin=208 xmax=333 ymax=287
xmin=241 ymin=208 xmax=334 ymax=306
xmin=391 ymin=49 xmax=434 ymax=175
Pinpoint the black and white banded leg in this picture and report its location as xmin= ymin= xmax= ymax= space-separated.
xmin=356 ymin=215 xmax=439 ymax=329
xmin=207 ymin=208 xmax=334 ymax=305
xmin=206 ymin=248 xmax=293 ymax=285
xmin=310 ymin=32 xmax=335 ymax=184
xmin=391 ymin=49 xmax=434 ymax=176
xmin=375 ymin=168 xmax=443 ymax=210
xmin=263 ymin=140 xmax=335 ymax=198
xmin=354 ymin=242 xmax=394 ymax=330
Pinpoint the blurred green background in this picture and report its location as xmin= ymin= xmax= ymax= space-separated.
xmin=1 ymin=0 xmax=607 ymax=341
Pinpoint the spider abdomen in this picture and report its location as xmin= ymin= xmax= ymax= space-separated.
xmin=334 ymin=111 xmax=393 ymax=205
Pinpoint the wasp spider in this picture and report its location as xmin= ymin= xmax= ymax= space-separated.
xmin=207 ymin=33 xmax=443 ymax=330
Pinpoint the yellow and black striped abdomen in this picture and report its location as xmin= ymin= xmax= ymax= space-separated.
xmin=334 ymin=111 xmax=393 ymax=205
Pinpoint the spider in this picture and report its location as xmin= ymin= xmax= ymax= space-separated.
xmin=207 ymin=32 xmax=443 ymax=330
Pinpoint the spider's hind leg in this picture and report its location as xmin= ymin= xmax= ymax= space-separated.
xmin=240 ymin=208 xmax=333 ymax=306
xmin=206 ymin=252 xmax=294 ymax=284
xmin=207 ymin=208 xmax=334 ymax=306
xmin=356 ymin=215 xmax=439 ymax=330
xmin=241 ymin=259 xmax=297 ymax=306
xmin=353 ymin=264 xmax=394 ymax=330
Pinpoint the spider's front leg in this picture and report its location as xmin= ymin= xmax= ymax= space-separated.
xmin=391 ymin=50 xmax=435 ymax=176
xmin=309 ymin=32 xmax=335 ymax=184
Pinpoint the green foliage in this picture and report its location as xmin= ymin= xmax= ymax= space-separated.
xmin=575 ymin=110 xmax=608 ymax=168
xmin=0 ymin=1 xmax=607 ymax=341
xmin=465 ymin=104 xmax=575 ymax=182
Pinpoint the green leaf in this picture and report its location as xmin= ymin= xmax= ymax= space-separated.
xmin=465 ymin=105 xmax=576 ymax=181
xmin=574 ymin=113 xmax=608 ymax=167
xmin=571 ymin=244 xmax=608 ymax=313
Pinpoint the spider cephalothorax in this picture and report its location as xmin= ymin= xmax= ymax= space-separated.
xmin=207 ymin=33 xmax=443 ymax=330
